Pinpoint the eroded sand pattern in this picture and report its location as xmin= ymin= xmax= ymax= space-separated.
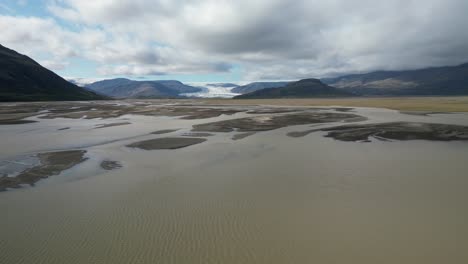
xmin=192 ymin=112 xmax=364 ymax=132
xmin=288 ymin=122 xmax=468 ymax=141
xmin=315 ymin=122 xmax=468 ymax=141
xmin=1 ymin=100 xmax=468 ymax=264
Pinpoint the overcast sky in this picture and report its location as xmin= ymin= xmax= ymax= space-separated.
xmin=1 ymin=0 xmax=468 ymax=82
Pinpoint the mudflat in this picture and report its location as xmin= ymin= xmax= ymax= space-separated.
xmin=322 ymin=122 xmax=468 ymax=141
xmin=100 ymin=160 xmax=122 ymax=170
xmin=289 ymin=122 xmax=468 ymax=141
xmin=127 ymin=137 xmax=207 ymax=150
xmin=193 ymin=112 xmax=365 ymax=133
xmin=0 ymin=150 xmax=87 ymax=191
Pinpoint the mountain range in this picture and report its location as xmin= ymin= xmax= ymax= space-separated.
xmin=322 ymin=63 xmax=468 ymax=96
xmin=0 ymin=44 xmax=105 ymax=102
xmin=235 ymin=63 xmax=468 ymax=98
xmin=85 ymin=78 xmax=201 ymax=98
xmin=231 ymin=82 xmax=290 ymax=94
xmin=234 ymin=79 xmax=353 ymax=99
xmin=2 ymin=43 xmax=468 ymax=101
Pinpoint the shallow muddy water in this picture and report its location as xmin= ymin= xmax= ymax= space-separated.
xmin=1 ymin=101 xmax=468 ymax=264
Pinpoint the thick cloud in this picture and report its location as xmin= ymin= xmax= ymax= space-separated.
xmin=1 ymin=0 xmax=468 ymax=80
xmin=0 ymin=15 xmax=81 ymax=69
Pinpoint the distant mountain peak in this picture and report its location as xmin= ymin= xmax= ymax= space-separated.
xmin=322 ymin=63 xmax=468 ymax=96
xmin=231 ymin=81 xmax=290 ymax=94
xmin=85 ymin=78 xmax=202 ymax=99
xmin=292 ymin=78 xmax=322 ymax=84
xmin=235 ymin=78 xmax=353 ymax=99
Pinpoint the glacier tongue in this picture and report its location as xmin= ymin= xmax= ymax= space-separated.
xmin=182 ymin=83 xmax=241 ymax=98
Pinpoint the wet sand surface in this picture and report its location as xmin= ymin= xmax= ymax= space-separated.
xmin=0 ymin=150 xmax=87 ymax=191
xmin=1 ymin=100 xmax=468 ymax=263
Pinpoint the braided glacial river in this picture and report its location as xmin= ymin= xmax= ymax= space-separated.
xmin=1 ymin=101 xmax=468 ymax=264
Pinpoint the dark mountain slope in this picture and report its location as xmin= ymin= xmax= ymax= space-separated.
xmin=322 ymin=63 xmax=468 ymax=95
xmin=235 ymin=78 xmax=354 ymax=99
xmin=86 ymin=78 xmax=201 ymax=98
xmin=0 ymin=44 xmax=105 ymax=102
xmin=231 ymin=82 xmax=290 ymax=94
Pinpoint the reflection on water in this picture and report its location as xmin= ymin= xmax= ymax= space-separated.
xmin=1 ymin=104 xmax=468 ymax=263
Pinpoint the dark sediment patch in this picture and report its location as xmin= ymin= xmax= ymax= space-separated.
xmin=0 ymin=150 xmax=87 ymax=191
xmin=0 ymin=104 xmax=46 ymax=123
xmin=177 ymin=108 xmax=243 ymax=119
xmin=342 ymin=116 xmax=368 ymax=123
xmin=192 ymin=112 xmax=365 ymax=133
xmin=286 ymin=124 xmax=327 ymax=138
xmin=232 ymin=132 xmax=256 ymax=140
xmin=181 ymin=132 xmax=214 ymax=137
xmin=287 ymin=130 xmax=316 ymax=138
xmin=333 ymin=107 xmax=354 ymax=112
xmin=127 ymin=137 xmax=206 ymax=150
xmin=246 ymin=108 xmax=302 ymax=114
xmin=306 ymin=122 xmax=468 ymax=142
xmin=400 ymin=111 xmax=448 ymax=116
xmin=245 ymin=107 xmax=352 ymax=114
xmin=0 ymin=103 xmax=244 ymax=123
xmin=1 ymin=102 xmax=357 ymax=123
xmin=94 ymin=122 xmax=131 ymax=129
xmin=100 ymin=160 xmax=122 ymax=170
xmin=150 ymin=129 xmax=179 ymax=135
xmin=0 ymin=119 xmax=37 ymax=125
xmin=130 ymin=106 xmax=243 ymax=120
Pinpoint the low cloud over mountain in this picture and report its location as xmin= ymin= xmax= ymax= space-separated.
xmin=1 ymin=0 xmax=467 ymax=81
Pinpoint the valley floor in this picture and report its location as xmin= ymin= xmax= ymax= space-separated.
xmin=1 ymin=100 xmax=468 ymax=263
